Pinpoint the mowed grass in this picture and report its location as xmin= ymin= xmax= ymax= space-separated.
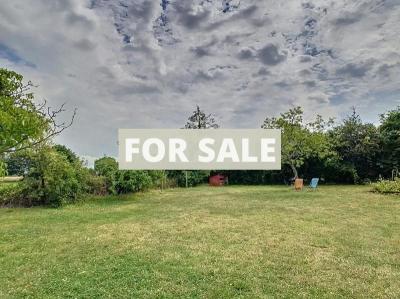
xmin=0 ymin=186 xmax=399 ymax=298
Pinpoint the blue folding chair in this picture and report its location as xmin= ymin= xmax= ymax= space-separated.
xmin=309 ymin=178 xmax=319 ymax=190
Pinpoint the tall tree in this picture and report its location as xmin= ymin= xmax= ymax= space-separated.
xmin=329 ymin=108 xmax=380 ymax=181
xmin=0 ymin=68 xmax=75 ymax=155
xmin=184 ymin=105 xmax=219 ymax=129
xmin=379 ymin=106 xmax=400 ymax=177
xmin=94 ymin=156 xmax=118 ymax=194
xmin=262 ymin=106 xmax=334 ymax=179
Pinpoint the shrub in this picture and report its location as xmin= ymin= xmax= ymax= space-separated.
xmin=84 ymin=173 xmax=107 ymax=195
xmin=24 ymin=147 xmax=82 ymax=206
xmin=0 ymin=182 xmax=27 ymax=207
xmin=372 ymin=178 xmax=400 ymax=194
xmin=115 ymin=170 xmax=153 ymax=194
xmin=0 ymin=160 xmax=7 ymax=177
xmin=94 ymin=157 xmax=118 ymax=194
xmin=167 ymin=170 xmax=209 ymax=187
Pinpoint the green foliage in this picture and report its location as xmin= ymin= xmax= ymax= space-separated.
xmin=94 ymin=157 xmax=164 ymax=194
xmin=115 ymin=170 xmax=154 ymax=194
xmin=4 ymin=150 xmax=32 ymax=176
xmin=0 ymin=182 xmax=26 ymax=206
xmin=0 ymin=69 xmax=48 ymax=154
xmin=94 ymin=157 xmax=118 ymax=194
xmin=24 ymin=147 xmax=81 ymax=206
xmin=53 ymin=144 xmax=80 ymax=164
xmin=94 ymin=157 xmax=118 ymax=176
xmin=372 ymin=178 xmax=400 ymax=194
xmin=0 ymin=68 xmax=75 ymax=155
xmin=0 ymin=160 xmax=7 ymax=177
xmin=167 ymin=170 xmax=209 ymax=187
xmin=379 ymin=107 xmax=400 ymax=176
xmin=83 ymin=173 xmax=107 ymax=195
xmin=262 ymin=106 xmax=334 ymax=178
xmin=329 ymin=108 xmax=380 ymax=182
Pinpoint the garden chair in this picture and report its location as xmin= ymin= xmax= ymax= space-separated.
xmin=309 ymin=178 xmax=319 ymax=191
xmin=294 ymin=178 xmax=303 ymax=191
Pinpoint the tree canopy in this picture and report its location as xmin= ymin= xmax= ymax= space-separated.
xmin=0 ymin=68 xmax=75 ymax=155
xmin=184 ymin=105 xmax=219 ymax=129
xmin=262 ymin=107 xmax=334 ymax=178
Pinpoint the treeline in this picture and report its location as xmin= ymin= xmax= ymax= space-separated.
xmin=2 ymin=149 xmax=209 ymax=206
xmin=1 ymin=68 xmax=400 ymax=206
xmin=183 ymin=104 xmax=399 ymax=185
xmin=223 ymin=106 xmax=400 ymax=185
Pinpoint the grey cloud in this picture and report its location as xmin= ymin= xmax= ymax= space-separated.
xmin=299 ymin=55 xmax=312 ymax=63
xmin=336 ymin=61 xmax=375 ymax=78
xmin=309 ymin=95 xmax=329 ymax=103
xmin=255 ymin=67 xmax=269 ymax=76
xmin=238 ymin=5 xmax=258 ymax=18
xmin=113 ymin=83 xmax=160 ymax=97
xmin=174 ymin=4 xmax=210 ymax=30
xmin=257 ymin=44 xmax=286 ymax=65
xmin=2 ymin=0 xmax=399 ymax=158
xmin=128 ymin=2 xmax=154 ymax=21
xmin=275 ymin=80 xmax=292 ymax=88
xmin=238 ymin=48 xmax=254 ymax=60
xmin=194 ymin=69 xmax=223 ymax=81
xmin=332 ymin=12 xmax=363 ymax=27
xmin=299 ymin=69 xmax=312 ymax=76
xmin=190 ymin=39 xmax=218 ymax=57
xmin=303 ymin=80 xmax=316 ymax=88
xmin=206 ymin=4 xmax=268 ymax=31
xmin=73 ymin=39 xmax=96 ymax=51
xmin=45 ymin=0 xmax=74 ymax=11
xmin=65 ymin=12 xmax=95 ymax=29
xmin=191 ymin=46 xmax=210 ymax=57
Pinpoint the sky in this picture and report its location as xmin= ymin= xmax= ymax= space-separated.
xmin=1 ymin=0 xmax=399 ymax=165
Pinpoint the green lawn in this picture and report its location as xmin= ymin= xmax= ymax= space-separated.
xmin=0 ymin=186 xmax=399 ymax=298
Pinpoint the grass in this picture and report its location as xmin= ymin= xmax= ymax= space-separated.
xmin=0 ymin=185 xmax=399 ymax=298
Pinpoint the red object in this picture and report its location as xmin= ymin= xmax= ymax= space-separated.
xmin=209 ymin=174 xmax=227 ymax=186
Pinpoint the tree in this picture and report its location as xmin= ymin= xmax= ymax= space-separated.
xmin=0 ymin=68 xmax=75 ymax=155
xmin=94 ymin=157 xmax=118 ymax=194
xmin=329 ymin=108 xmax=380 ymax=182
xmin=178 ymin=105 xmax=218 ymax=186
xmin=379 ymin=106 xmax=400 ymax=177
xmin=262 ymin=107 xmax=334 ymax=179
xmin=24 ymin=146 xmax=81 ymax=206
xmin=53 ymin=144 xmax=79 ymax=164
xmin=184 ymin=105 xmax=219 ymax=129
xmin=4 ymin=150 xmax=32 ymax=176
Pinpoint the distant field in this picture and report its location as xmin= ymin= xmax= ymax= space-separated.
xmin=0 ymin=176 xmax=23 ymax=182
xmin=0 ymin=185 xmax=399 ymax=298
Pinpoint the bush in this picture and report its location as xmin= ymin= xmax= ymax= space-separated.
xmin=24 ymin=147 xmax=82 ymax=206
xmin=372 ymin=178 xmax=400 ymax=194
xmin=115 ymin=170 xmax=153 ymax=194
xmin=84 ymin=173 xmax=107 ymax=195
xmin=167 ymin=170 xmax=209 ymax=187
xmin=94 ymin=157 xmax=118 ymax=194
xmin=0 ymin=182 xmax=26 ymax=207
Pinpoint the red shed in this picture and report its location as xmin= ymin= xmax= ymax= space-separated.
xmin=209 ymin=174 xmax=227 ymax=186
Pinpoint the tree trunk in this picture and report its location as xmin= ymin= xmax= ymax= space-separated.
xmin=290 ymin=164 xmax=298 ymax=179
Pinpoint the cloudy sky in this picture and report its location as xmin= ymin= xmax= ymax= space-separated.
xmin=1 ymin=0 xmax=399 ymax=163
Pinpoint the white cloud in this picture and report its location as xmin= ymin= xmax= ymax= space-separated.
xmin=0 ymin=0 xmax=399 ymax=157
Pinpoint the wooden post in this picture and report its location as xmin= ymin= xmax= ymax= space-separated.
xmin=185 ymin=171 xmax=188 ymax=188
